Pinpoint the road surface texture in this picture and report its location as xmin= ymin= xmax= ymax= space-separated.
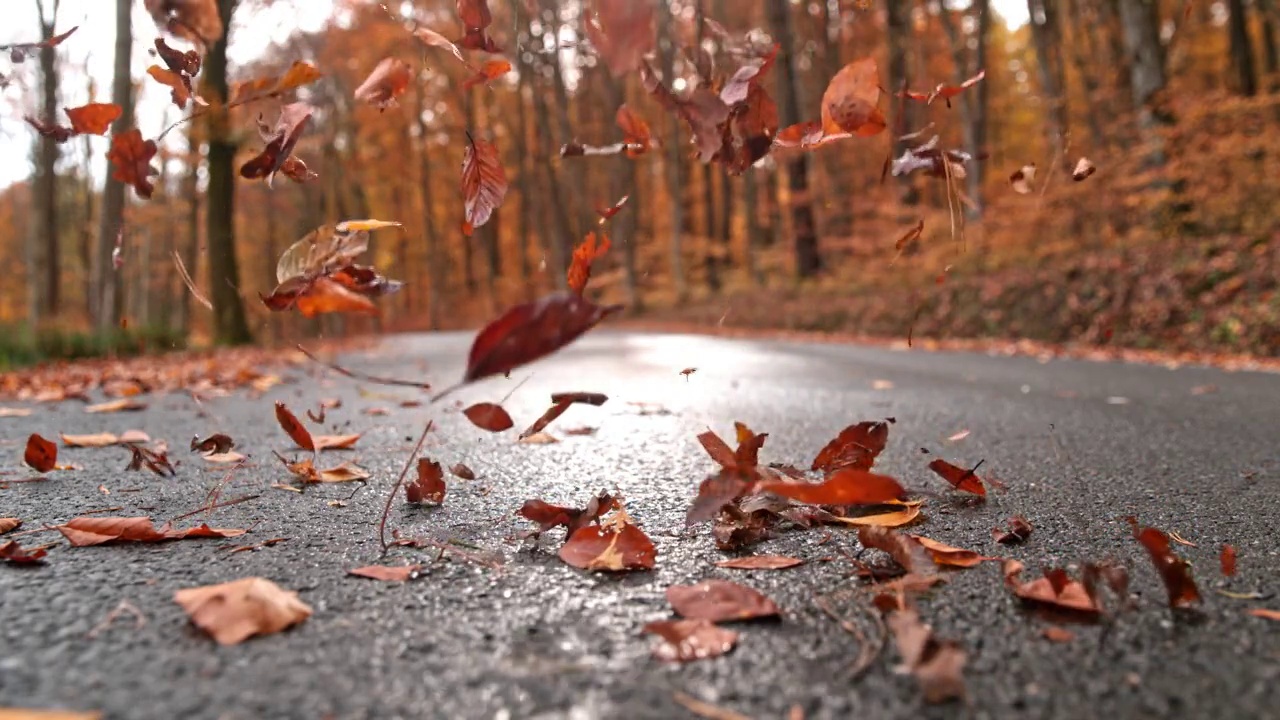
xmin=2 ymin=330 xmax=1278 ymax=720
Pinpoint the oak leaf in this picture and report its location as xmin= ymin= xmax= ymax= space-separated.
xmin=106 ymin=129 xmax=159 ymax=199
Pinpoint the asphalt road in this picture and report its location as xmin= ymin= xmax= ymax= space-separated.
xmin=2 ymin=330 xmax=1279 ymax=720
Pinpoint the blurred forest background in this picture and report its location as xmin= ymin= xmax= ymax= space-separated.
xmin=2 ymin=0 xmax=1279 ymax=367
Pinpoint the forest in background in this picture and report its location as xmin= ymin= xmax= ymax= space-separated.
xmin=2 ymin=0 xmax=1279 ymax=364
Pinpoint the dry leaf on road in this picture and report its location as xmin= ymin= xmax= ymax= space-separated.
xmin=174 ymin=577 xmax=311 ymax=645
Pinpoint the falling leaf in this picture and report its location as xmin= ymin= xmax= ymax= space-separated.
xmin=191 ymin=433 xmax=235 ymax=455
xmin=461 ymin=58 xmax=511 ymax=90
xmin=85 ymin=398 xmax=146 ymax=414
xmin=144 ymin=0 xmax=223 ymax=45
xmin=715 ymin=555 xmax=803 ymax=570
xmin=146 ymin=65 xmax=195 ymax=109
xmin=456 ymin=0 xmax=493 ymax=31
xmin=464 ymin=292 xmax=622 ymax=383
xmin=1042 ymin=626 xmax=1076 ymax=643
xmin=820 ymin=57 xmax=886 ymax=137
xmin=894 ymin=220 xmax=924 ymax=254
xmin=313 ymin=434 xmax=361 ymax=451
xmin=887 ymin=608 xmax=967 ymax=703
xmin=413 ymin=27 xmax=468 ymax=66
xmin=1247 ymin=608 xmax=1280 ymax=621
xmin=644 ymin=619 xmax=738 ymax=663
xmin=54 ymin=516 xmax=245 ymax=547
xmin=124 ymin=443 xmax=176 ymax=476
xmin=262 ymin=221 xmax=402 ymax=317
xmin=23 ymin=433 xmax=58 ymax=473
xmin=354 ymin=57 xmax=412 ymax=109
xmin=154 ymin=36 xmax=200 ymax=75
xmin=405 ymin=458 xmax=445 ymax=504
xmin=583 ymin=1 xmax=654 ymax=76
xmin=667 ymin=579 xmax=780 ymax=622
xmin=1002 ymin=560 xmax=1101 ymax=616
xmin=23 ymin=118 xmax=73 ymax=144
xmin=348 ymin=565 xmax=422 ymax=582
xmin=450 ymin=463 xmax=476 ymax=480
xmin=64 ymin=103 xmax=121 ymax=135
xmin=460 ymin=136 xmax=508 ymax=233
xmin=758 ymin=468 xmax=905 ymax=507
xmin=615 ymin=106 xmax=651 ymax=157
xmin=1009 ymin=164 xmax=1037 ymax=194
xmin=558 ymin=511 xmax=655 ymax=572
xmin=174 ymin=577 xmax=311 ymax=645
xmin=1167 ymin=530 xmax=1197 ymax=547
xmin=1072 ymin=157 xmax=1096 ymax=181
xmin=1221 ymin=544 xmax=1237 ymax=577
xmin=992 ymin=515 xmax=1033 ymax=545
xmin=517 ymin=491 xmax=619 ymax=536
xmin=906 ymin=535 xmax=993 ymax=569
xmin=680 ymin=368 xmax=697 ymax=379
xmin=463 ymin=402 xmax=514 ymax=432
xmin=899 ymin=69 xmax=986 ymax=106
xmin=640 ymin=65 xmax=731 ymax=163
xmin=0 ymin=539 xmax=48 ymax=565
xmin=891 ymin=135 xmax=973 ymax=179
xmin=1131 ymin=522 xmax=1201 ymax=609
xmin=567 ymin=232 xmax=611 ymax=295
xmin=274 ymin=402 xmax=315 ymax=451
xmin=106 ymin=129 xmax=159 ymax=199
xmin=812 ymin=420 xmax=890 ymax=473
xmin=240 ymin=102 xmax=314 ymax=185
xmin=0 ymin=518 xmax=20 ymax=534
xmin=927 ymin=458 xmax=986 ymax=496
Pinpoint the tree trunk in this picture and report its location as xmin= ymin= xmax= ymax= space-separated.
xmin=938 ymin=0 xmax=991 ymax=217
xmin=886 ymin=0 xmax=920 ymax=206
xmin=1227 ymin=0 xmax=1258 ymax=96
xmin=769 ymin=0 xmax=822 ymax=278
xmin=1028 ymin=0 xmax=1069 ymax=157
xmin=603 ymin=73 xmax=642 ymax=310
xmin=1063 ymin=0 xmax=1110 ymax=150
xmin=413 ymin=83 xmax=445 ymax=330
xmin=94 ymin=0 xmax=134 ymax=332
xmin=657 ymin=0 xmax=687 ymax=300
xmin=1117 ymin=0 xmax=1171 ymax=166
xmin=205 ymin=0 xmax=252 ymax=345
xmin=1262 ymin=0 xmax=1280 ymax=89
xmin=514 ymin=70 xmax=533 ymax=294
xmin=30 ymin=0 xmax=62 ymax=323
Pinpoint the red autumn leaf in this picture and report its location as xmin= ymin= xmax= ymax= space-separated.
xmin=894 ymin=220 xmax=925 ymax=254
xmin=858 ymin=526 xmax=937 ymax=575
xmin=64 ymin=102 xmax=121 ymax=135
xmin=461 ymin=135 xmax=508 ymax=233
xmin=240 ymin=102 xmax=313 ymax=185
xmin=715 ymin=555 xmax=803 ymax=570
xmin=55 ymin=516 xmax=245 ymax=547
xmin=154 ymin=37 xmax=200 ymax=75
xmin=458 ymin=27 xmax=501 ymax=53
xmin=24 ymin=115 xmax=74 ymax=143
xmin=405 ymin=458 xmax=445 ymax=504
xmin=144 ymin=0 xmax=224 ymax=45
xmin=927 ymin=458 xmax=987 ymax=496
xmin=820 ymin=57 xmax=886 ymax=137
xmin=992 ymin=515 xmax=1034 ymax=545
xmin=106 ymin=129 xmax=159 ymax=199
xmin=0 ymin=540 xmax=47 ymax=565
xmin=686 ymin=470 xmax=753 ymax=527
xmin=721 ymin=44 xmax=778 ymax=106
xmin=758 ymin=468 xmax=905 ymax=506
xmin=615 ymin=105 xmax=651 ymax=157
xmin=348 ymin=565 xmax=422 ymax=582
xmin=461 ymin=58 xmax=511 ymax=91
xmin=558 ymin=515 xmax=655 ymax=572
xmin=23 ymin=433 xmax=58 ymax=473
xmin=643 ymin=619 xmax=738 ymax=663
xmin=811 ymin=420 xmax=890 ymax=473
xmin=456 ymin=0 xmax=492 ymax=31
xmin=464 ymin=292 xmax=622 ymax=383
xmin=274 ymin=401 xmax=315 ymax=452
xmin=596 ymin=194 xmax=631 ymax=220
xmin=292 ymin=277 xmax=378 ymax=316
xmin=1221 ymin=544 xmax=1237 ymax=577
xmin=773 ymin=120 xmax=850 ymax=150
xmin=666 ymin=579 xmax=780 ymax=622
xmin=583 ymin=2 xmax=654 ymax=77
xmin=278 ymin=155 xmax=318 ymax=183
xmin=887 ymin=608 xmax=968 ymax=704
xmin=354 ymin=57 xmax=412 ymax=109
xmin=148 ymin=65 xmax=196 ymax=109
xmin=463 ymin=402 xmax=514 ymax=432
xmin=567 ymin=232 xmax=611 ymax=295
xmin=517 ymin=491 xmax=619 ymax=536
xmin=1132 ymin=523 xmax=1201 ymax=609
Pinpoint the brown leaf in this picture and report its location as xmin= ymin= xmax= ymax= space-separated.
xmin=596 ymin=194 xmax=631 ymax=220
xmin=567 ymin=232 xmax=611 ymax=295
xmin=1221 ymin=544 xmax=1237 ymax=577
xmin=64 ymin=103 xmax=121 ymax=135
xmin=1003 ymin=560 xmax=1101 ymax=617
xmin=558 ymin=513 xmax=655 ymax=572
xmin=0 ymin=539 xmax=48 ymax=565
xmin=906 ymin=535 xmax=993 ymax=569
xmin=992 ymin=515 xmax=1033 ymax=544
xmin=24 ymin=433 xmax=59 ymax=472
xmin=464 ymin=292 xmax=621 ymax=383
xmin=191 ymin=433 xmax=235 ymax=455
xmin=0 ymin=518 xmax=20 ymax=534
xmin=1072 ymin=157 xmax=1096 ymax=181
xmin=811 ymin=420 xmax=890 ymax=472
xmin=894 ymin=220 xmax=925 ymax=254
xmin=85 ymin=398 xmax=146 ymax=414
xmin=229 ymin=61 xmax=323 ymax=103
xmin=240 ymin=102 xmax=313 ymax=185
xmin=173 ymin=577 xmax=311 ymax=645
xmin=686 ymin=471 xmax=753 ymax=527
xmin=450 ymin=463 xmax=476 ymax=480
xmin=927 ymin=458 xmax=986 ymax=496
xmin=147 ymin=65 xmax=196 ymax=108
xmin=887 ymin=608 xmax=967 ymax=703
xmin=667 ymin=579 xmax=780 ymax=622
xmin=124 ymin=443 xmax=175 ymax=476
xmin=106 ymin=129 xmax=159 ymax=199
xmin=1131 ymin=522 xmax=1201 ymax=609
xmin=463 ymin=402 xmax=514 ymax=432
xmin=715 ymin=555 xmax=803 ymax=570
xmin=899 ymin=69 xmax=986 ymax=106
xmin=348 ymin=565 xmax=422 ymax=582
xmin=461 ymin=58 xmax=511 ymax=90
xmin=641 ymin=65 xmax=731 ymax=163
xmin=584 ymin=1 xmax=654 ymax=76
xmin=144 ymin=0 xmax=224 ymax=45
xmin=517 ymin=491 xmax=619 ymax=536
xmin=279 ymin=456 xmax=370 ymax=484
xmin=413 ymin=27 xmax=468 ymax=66
xmin=274 ymin=401 xmax=315 ymax=451
xmin=405 ymin=458 xmax=445 ymax=504
xmin=55 ymin=516 xmax=245 ymax=547
xmin=154 ymin=37 xmax=200 ymax=75
xmin=644 ymin=619 xmax=738 ymax=663
xmin=354 ymin=57 xmax=412 ymax=109
xmin=758 ymin=468 xmax=905 ymax=506
xmin=820 ymin=57 xmax=886 ymax=136
xmin=313 ymin=433 xmax=361 ymax=451
xmin=461 ymin=136 xmax=508 ymax=232
xmin=858 ymin=526 xmax=937 ymax=575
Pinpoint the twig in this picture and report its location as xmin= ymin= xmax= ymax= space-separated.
xmin=296 ymin=344 xmax=432 ymax=390
xmin=167 ymin=493 xmax=260 ymax=524
xmin=86 ymin=599 xmax=146 ymax=639
xmin=79 ymin=506 xmax=123 ymax=516
xmin=671 ymin=692 xmax=751 ymax=720
xmin=378 ymin=420 xmax=434 ymax=553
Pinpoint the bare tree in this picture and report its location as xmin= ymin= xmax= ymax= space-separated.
xmin=94 ymin=0 xmax=134 ymax=331
xmin=768 ymin=0 xmax=822 ymax=278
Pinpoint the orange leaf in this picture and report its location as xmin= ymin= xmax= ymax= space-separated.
xmin=348 ymin=565 xmax=422 ymax=582
xmin=567 ymin=232 xmax=611 ymax=295
xmin=147 ymin=65 xmax=194 ymax=109
xmin=1003 ymin=560 xmax=1101 ymax=616
xmin=927 ymin=458 xmax=987 ymax=496
xmin=906 ymin=534 xmax=993 ymax=568
xmin=811 ymin=420 xmax=890 ymax=472
xmin=274 ymin=401 xmax=315 ymax=451
xmin=106 ymin=129 xmax=159 ymax=199
xmin=615 ymin=104 xmax=651 ymax=156
xmin=313 ymin=433 xmax=361 ymax=451
xmin=715 ymin=555 xmax=803 ymax=570
xmin=461 ymin=58 xmax=511 ymax=90
xmin=1132 ymin=523 xmax=1201 ymax=609
xmin=757 ymin=468 xmax=905 ymax=506
xmin=1221 ymin=544 xmax=1237 ymax=577
xmin=820 ymin=57 xmax=885 ymax=137
xmin=173 ymin=577 xmax=311 ymax=645
xmin=461 ymin=136 xmax=508 ymax=231
xmin=354 ymin=57 xmax=412 ymax=109
xmin=64 ymin=102 xmax=121 ymax=135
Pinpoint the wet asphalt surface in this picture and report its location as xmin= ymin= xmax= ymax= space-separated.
xmin=1 ymin=330 xmax=1279 ymax=720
